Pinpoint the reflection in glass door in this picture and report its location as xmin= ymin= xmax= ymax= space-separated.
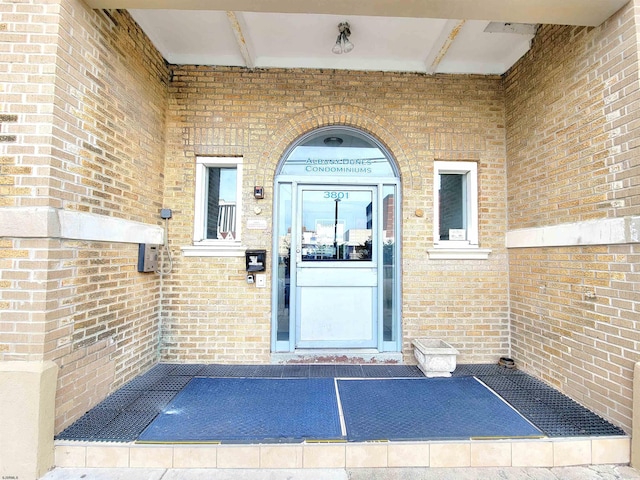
xmin=294 ymin=186 xmax=377 ymax=348
xmin=300 ymin=189 xmax=373 ymax=262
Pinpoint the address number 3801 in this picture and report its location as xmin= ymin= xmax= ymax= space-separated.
xmin=323 ymin=191 xmax=349 ymax=200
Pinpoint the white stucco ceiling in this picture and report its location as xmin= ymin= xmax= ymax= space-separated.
xmin=86 ymin=0 xmax=629 ymax=75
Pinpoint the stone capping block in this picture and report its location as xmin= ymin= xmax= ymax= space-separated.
xmin=553 ymin=439 xmax=592 ymax=466
xmin=412 ymin=338 xmax=459 ymax=377
xmin=54 ymin=437 xmax=631 ymax=469
xmin=506 ymin=216 xmax=640 ymax=248
xmin=0 ymin=207 xmax=163 ymax=244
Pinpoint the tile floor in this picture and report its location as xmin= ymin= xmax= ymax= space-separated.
xmin=55 ymin=437 xmax=632 ymax=469
xmin=54 ymin=363 xmax=631 ymax=470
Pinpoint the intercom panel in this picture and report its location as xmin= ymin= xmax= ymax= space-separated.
xmin=138 ymin=244 xmax=159 ymax=273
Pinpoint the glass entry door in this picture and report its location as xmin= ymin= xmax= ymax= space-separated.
xmin=272 ymin=126 xmax=401 ymax=353
xmin=294 ymin=185 xmax=378 ymax=348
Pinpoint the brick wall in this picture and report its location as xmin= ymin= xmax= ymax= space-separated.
xmin=505 ymin=1 xmax=640 ymax=432
xmin=506 ymin=20 xmax=639 ymax=229
xmin=3 ymin=0 xmax=635 ymax=437
xmin=0 ymin=1 xmax=170 ymax=431
xmin=0 ymin=0 xmax=59 ymax=364
xmin=163 ymin=68 xmax=509 ymax=364
xmin=509 ymin=245 xmax=640 ymax=431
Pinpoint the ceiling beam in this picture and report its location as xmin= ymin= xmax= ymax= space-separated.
xmin=85 ymin=0 xmax=628 ymax=27
xmin=424 ymin=19 xmax=466 ymax=74
xmin=226 ymin=11 xmax=255 ymax=69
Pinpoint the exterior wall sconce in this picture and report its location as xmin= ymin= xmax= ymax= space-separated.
xmin=332 ymin=22 xmax=354 ymax=54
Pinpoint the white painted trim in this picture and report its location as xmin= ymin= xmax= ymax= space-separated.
xmin=506 ymin=216 xmax=640 ymax=248
xmin=427 ymin=248 xmax=492 ymax=260
xmin=433 ymin=160 xmax=479 ymax=247
xmin=0 ymin=207 xmax=163 ymax=244
xmin=181 ymin=244 xmax=246 ymax=257
xmin=193 ymin=156 xmax=243 ymax=244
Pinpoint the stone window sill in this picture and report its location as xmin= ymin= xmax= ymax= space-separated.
xmin=182 ymin=244 xmax=246 ymax=257
xmin=427 ymin=248 xmax=492 ymax=260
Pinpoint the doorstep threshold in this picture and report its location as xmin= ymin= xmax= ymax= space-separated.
xmin=272 ymin=349 xmax=403 ymax=364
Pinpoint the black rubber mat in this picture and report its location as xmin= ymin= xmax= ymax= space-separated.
xmin=282 ymin=365 xmax=312 ymax=377
xmin=334 ymin=365 xmax=367 ymax=377
xmin=148 ymin=376 xmax=192 ymax=391
xmin=199 ymin=364 xmax=260 ymax=377
xmin=94 ymin=411 xmax=159 ymax=442
xmin=468 ymin=365 xmax=626 ymax=437
xmin=308 ymin=364 xmax=339 ymax=377
xmin=476 ymin=375 xmax=520 ymax=390
xmin=168 ymin=364 xmax=205 ymax=376
xmin=119 ymin=371 xmax=167 ymax=391
xmin=362 ymin=364 xmax=422 ymax=377
xmin=56 ymin=408 xmax=120 ymax=440
xmin=147 ymin=363 xmax=176 ymax=375
xmin=55 ymin=363 xmax=626 ymax=443
xmin=253 ymin=365 xmax=287 ymax=377
xmin=124 ymin=391 xmax=178 ymax=412
xmin=93 ymin=389 xmax=142 ymax=411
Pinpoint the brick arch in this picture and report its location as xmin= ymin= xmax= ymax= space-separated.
xmin=256 ymin=104 xmax=420 ymax=190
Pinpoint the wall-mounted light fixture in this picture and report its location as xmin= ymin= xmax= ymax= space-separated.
xmin=332 ymin=22 xmax=354 ymax=54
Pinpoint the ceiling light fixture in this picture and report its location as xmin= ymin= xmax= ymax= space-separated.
xmin=332 ymin=22 xmax=354 ymax=54
xmin=323 ymin=136 xmax=344 ymax=146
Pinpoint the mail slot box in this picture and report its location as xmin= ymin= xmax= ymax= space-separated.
xmin=246 ymin=249 xmax=266 ymax=272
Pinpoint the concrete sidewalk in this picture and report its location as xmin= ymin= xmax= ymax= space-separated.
xmin=42 ymin=465 xmax=640 ymax=480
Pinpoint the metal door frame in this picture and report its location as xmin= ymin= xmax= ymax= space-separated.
xmin=271 ymin=127 xmax=402 ymax=354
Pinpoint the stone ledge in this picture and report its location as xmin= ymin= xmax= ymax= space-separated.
xmin=0 ymin=207 xmax=163 ymax=244
xmin=54 ymin=436 xmax=631 ymax=469
xmin=506 ymin=216 xmax=640 ymax=248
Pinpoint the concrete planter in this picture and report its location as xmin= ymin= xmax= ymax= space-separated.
xmin=412 ymin=338 xmax=459 ymax=377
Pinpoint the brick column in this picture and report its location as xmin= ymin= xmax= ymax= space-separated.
xmin=632 ymin=362 xmax=640 ymax=467
xmin=0 ymin=361 xmax=58 ymax=479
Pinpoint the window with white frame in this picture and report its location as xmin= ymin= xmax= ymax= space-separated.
xmin=433 ymin=161 xmax=478 ymax=247
xmin=184 ymin=157 xmax=244 ymax=257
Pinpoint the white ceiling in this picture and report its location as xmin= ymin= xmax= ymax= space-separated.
xmin=86 ymin=0 xmax=629 ymax=75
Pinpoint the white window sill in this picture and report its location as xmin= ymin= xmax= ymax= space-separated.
xmin=182 ymin=243 xmax=246 ymax=257
xmin=427 ymin=247 xmax=492 ymax=260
